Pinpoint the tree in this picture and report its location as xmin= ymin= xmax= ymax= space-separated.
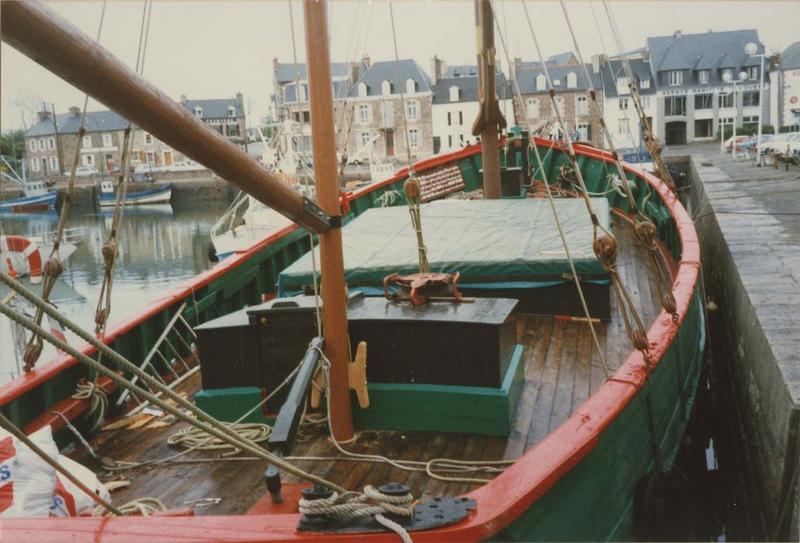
xmin=1 ymin=129 xmax=25 ymax=163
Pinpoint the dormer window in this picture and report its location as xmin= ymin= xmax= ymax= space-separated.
xmin=639 ymin=77 xmax=651 ymax=89
xmin=697 ymin=70 xmax=709 ymax=84
xmin=193 ymin=106 xmax=203 ymax=118
xmin=406 ymin=79 xmax=417 ymax=94
xmin=358 ymin=82 xmax=368 ymax=97
xmin=449 ymin=85 xmax=459 ymax=102
xmin=228 ymin=105 xmax=236 ymax=117
xmin=666 ymin=70 xmax=683 ymax=86
xmin=298 ymin=85 xmax=306 ymax=102
xmin=566 ymin=72 xmax=577 ymax=89
xmin=536 ymin=74 xmax=546 ymax=91
xmin=616 ymin=76 xmax=629 ymax=94
xmin=381 ymin=80 xmax=391 ymax=96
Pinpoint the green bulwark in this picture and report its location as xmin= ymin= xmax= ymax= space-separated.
xmin=195 ymin=386 xmax=274 ymax=425
xmin=354 ymin=344 xmax=525 ymax=437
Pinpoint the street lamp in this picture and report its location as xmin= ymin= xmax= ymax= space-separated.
xmin=745 ymin=41 xmax=767 ymax=165
xmin=724 ymin=70 xmax=748 ymax=160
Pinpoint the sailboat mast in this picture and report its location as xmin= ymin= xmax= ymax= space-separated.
xmin=472 ymin=0 xmax=506 ymax=199
xmin=303 ymin=0 xmax=354 ymax=441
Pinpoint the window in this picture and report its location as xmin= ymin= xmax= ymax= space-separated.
xmin=358 ymin=82 xmax=368 ymax=97
xmin=447 ymin=111 xmax=451 ymax=126
xmin=358 ymin=131 xmax=372 ymax=147
xmin=49 ymin=156 xmax=58 ymax=171
xmin=743 ymin=90 xmax=760 ymax=107
xmin=303 ymin=111 xmax=310 ymax=123
xmin=228 ymin=106 xmax=236 ymax=118
xmin=144 ymin=132 xmax=153 ymax=144
xmin=746 ymin=66 xmax=758 ymax=81
xmin=448 ymin=135 xmax=453 ymax=148
xmin=618 ymin=97 xmax=629 ymax=111
xmin=616 ymin=76 xmax=629 ymax=94
xmin=47 ymin=137 xmax=56 ymax=150
xmin=720 ymin=68 xmax=734 ymax=82
xmin=458 ymin=111 xmax=463 ymax=125
xmin=298 ymin=85 xmax=306 ymax=102
xmin=742 ymin=115 xmax=758 ymax=126
xmin=695 ymin=119 xmax=713 ymax=138
xmin=525 ymin=97 xmax=539 ymax=119
xmin=406 ymin=79 xmax=417 ymax=94
xmin=408 ymin=128 xmax=419 ymax=149
xmin=381 ymin=102 xmax=394 ymax=127
xmin=697 ymin=70 xmax=710 ymax=84
xmin=381 ymin=80 xmax=392 ymax=96
xmin=576 ymin=96 xmax=588 ymax=115
xmin=31 ymin=157 xmax=40 ymax=172
xmin=38 ymin=138 xmax=46 ymax=150
xmin=639 ymin=77 xmax=651 ymax=89
xmin=665 ymin=96 xmax=686 ymax=116
xmin=577 ymin=123 xmax=589 ymax=141
xmin=695 ymin=94 xmax=713 ymax=109
xmin=193 ymin=106 xmax=203 ymax=117
xmin=536 ymin=74 xmax=546 ymax=91
xmin=146 ymin=151 xmax=155 ymax=164
xmin=555 ymin=96 xmax=566 ymax=118
xmin=102 ymin=133 xmax=112 ymax=147
xmin=718 ymin=92 xmax=733 ymax=109
xmin=566 ymin=72 xmax=577 ymax=89
xmin=81 ymin=154 xmax=94 ymax=166
xmin=666 ymin=70 xmax=683 ymax=86
xmin=29 ymin=139 xmax=37 ymax=152
xmin=358 ymin=104 xmax=371 ymax=123
xmin=449 ymin=86 xmax=459 ymax=102
xmin=617 ymin=119 xmax=629 ymax=136
xmin=641 ymin=96 xmax=650 ymax=109
xmin=406 ymin=100 xmax=419 ymax=121
xmin=82 ymin=135 xmax=92 ymax=148
xmin=228 ymin=124 xmax=241 ymax=137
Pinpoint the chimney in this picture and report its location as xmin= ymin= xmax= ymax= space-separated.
xmin=591 ymin=54 xmax=602 ymax=74
xmin=68 ymin=106 xmax=80 ymax=117
xmin=514 ymin=57 xmax=522 ymax=72
xmin=361 ymin=54 xmax=371 ymax=69
xmin=430 ymin=55 xmax=444 ymax=85
xmin=674 ymin=30 xmax=682 ymax=39
xmin=273 ymin=57 xmax=279 ymax=71
xmin=349 ymin=61 xmax=360 ymax=84
xmin=37 ymin=110 xmax=52 ymax=122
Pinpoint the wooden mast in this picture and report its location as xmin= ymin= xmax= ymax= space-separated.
xmin=472 ymin=0 xmax=506 ymax=199
xmin=0 ymin=1 xmax=330 ymax=234
xmin=303 ymin=0 xmax=354 ymax=440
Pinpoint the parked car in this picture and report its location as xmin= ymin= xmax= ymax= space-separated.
xmin=74 ymin=165 xmax=98 ymax=176
xmin=164 ymin=160 xmax=205 ymax=172
xmin=132 ymin=171 xmax=157 ymax=183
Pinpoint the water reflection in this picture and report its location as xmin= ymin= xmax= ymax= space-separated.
xmin=0 ymin=203 xmax=228 ymax=382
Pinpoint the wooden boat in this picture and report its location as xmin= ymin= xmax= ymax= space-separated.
xmin=0 ymin=2 xmax=704 ymax=541
xmin=97 ymin=180 xmax=172 ymax=207
xmin=0 ymin=181 xmax=57 ymax=214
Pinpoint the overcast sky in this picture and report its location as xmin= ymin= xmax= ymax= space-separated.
xmin=2 ymin=0 xmax=799 ymax=132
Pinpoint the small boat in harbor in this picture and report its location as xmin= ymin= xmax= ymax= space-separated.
xmin=0 ymin=181 xmax=57 ymax=214
xmin=96 ymin=180 xmax=172 ymax=207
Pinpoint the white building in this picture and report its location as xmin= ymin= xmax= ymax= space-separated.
xmin=431 ymin=69 xmax=513 ymax=155
xmin=770 ymin=41 xmax=800 ymax=132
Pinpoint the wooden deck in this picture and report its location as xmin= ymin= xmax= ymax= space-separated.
xmin=72 ymin=217 xmax=664 ymax=515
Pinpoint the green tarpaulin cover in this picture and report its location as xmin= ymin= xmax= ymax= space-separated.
xmin=277 ymin=198 xmax=610 ymax=295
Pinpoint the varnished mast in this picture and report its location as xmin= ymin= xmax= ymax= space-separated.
xmin=303 ymin=0 xmax=354 ymax=440
xmin=472 ymin=0 xmax=507 ymax=199
xmin=0 ymin=1 xmax=329 ymax=234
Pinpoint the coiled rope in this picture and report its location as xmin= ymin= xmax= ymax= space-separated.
xmin=72 ymin=379 xmax=108 ymax=433
xmin=92 ymin=497 xmax=166 ymax=517
xmin=167 ymin=423 xmax=271 ymax=457
xmin=299 ymin=485 xmax=414 ymax=543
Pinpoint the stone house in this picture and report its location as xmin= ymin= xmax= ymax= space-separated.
xmin=769 ymin=41 xmax=800 ymax=132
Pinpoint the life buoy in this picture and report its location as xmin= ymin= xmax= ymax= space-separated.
xmin=0 ymin=235 xmax=43 ymax=284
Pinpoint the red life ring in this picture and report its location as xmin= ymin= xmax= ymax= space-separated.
xmin=0 ymin=235 xmax=43 ymax=284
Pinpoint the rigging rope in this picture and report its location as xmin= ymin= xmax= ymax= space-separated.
xmin=22 ymin=0 xmax=108 ymax=372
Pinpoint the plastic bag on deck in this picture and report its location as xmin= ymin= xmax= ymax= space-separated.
xmin=50 ymin=455 xmax=111 ymax=516
xmin=0 ymin=426 xmax=58 ymax=517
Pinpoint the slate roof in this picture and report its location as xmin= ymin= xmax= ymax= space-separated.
xmin=283 ymin=80 xmax=353 ymax=102
xmin=514 ymin=63 xmax=601 ymax=94
xmin=349 ymin=59 xmax=432 ymax=97
xmin=432 ymin=73 xmax=513 ymax=104
xmin=781 ymin=41 xmax=800 ymax=70
xmin=443 ymin=65 xmax=478 ymax=78
xmin=647 ymin=29 xmax=762 ymax=74
xmin=182 ymin=98 xmax=242 ymax=119
xmin=598 ymin=58 xmax=657 ymax=98
xmin=547 ymin=52 xmax=576 ymax=65
xmin=25 ymin=110 xmax=129 ymax=137
xmin=275 ymin=62 xmax=350 ymax=84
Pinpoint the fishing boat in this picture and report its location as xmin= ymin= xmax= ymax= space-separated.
xmin=0 ymin=181 xmax=57 ymax=214
xmin=0 ymin=2 xmax=704 ymax=541
xmin=97 ymin=180 xmax=173 ymax=207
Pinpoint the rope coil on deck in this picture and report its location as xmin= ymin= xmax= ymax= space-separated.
xmin=72 ymin=379 xmax=108 ymax=433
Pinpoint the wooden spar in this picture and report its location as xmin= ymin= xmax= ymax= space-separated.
xmin=303 ymin=0 xmax=354 ymax=440
xmin=472 ymin=0 xmax=506 ymax=199
xmin=0 ymin=1 xmax=329 ymax=234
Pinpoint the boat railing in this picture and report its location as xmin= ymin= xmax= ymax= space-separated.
xmin=114 ymin=301 xmax=199 ymax=411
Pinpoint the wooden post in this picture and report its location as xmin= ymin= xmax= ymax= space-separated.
xmin=0 ymin=1 xmax=328 ymax=233
xmin=471 ymin=0 xmax=506 ymax=199
xmin=303 ymin=0 xmax=354 ymax=441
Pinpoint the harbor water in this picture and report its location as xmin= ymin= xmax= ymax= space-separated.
xmin=0 ymin=202 xmax=228 ymax=384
